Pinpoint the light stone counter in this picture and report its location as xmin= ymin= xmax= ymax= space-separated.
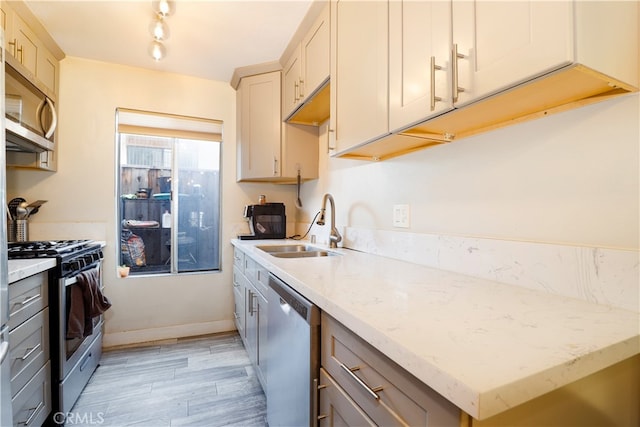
xmin=231 ymin=239 xmax=639 ymax=420
xmin=8 ymin=258 xmax=56 ymax=283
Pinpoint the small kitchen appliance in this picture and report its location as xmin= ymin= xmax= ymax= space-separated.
xmin=238 ymin=202 xmax=286 ymax=240
xmin=7 ymin=239 xmax=106 ymax=423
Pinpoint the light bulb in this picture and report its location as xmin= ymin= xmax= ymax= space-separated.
xmin=149 ymin=16 xmax=170 ymax=41
xmin=148 ymin=40 xmax=166 ymax=61
xmin=152 ymin=0 xmax=175 ymax=17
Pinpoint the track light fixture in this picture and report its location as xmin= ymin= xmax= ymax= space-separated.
xmin=148 ymin=1 xmax=174 ymax=61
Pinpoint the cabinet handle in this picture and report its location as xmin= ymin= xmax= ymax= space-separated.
xmin=22 ymin=401 xmax=43 ymax=426
xmin=338 ymin=362 xmax=383 ymax=400
xmin=8 ymin=38 xmax=17 ymax=57
xmin=299 ymin=78 xmax=305 ymax=99
xmin=452 ymin=44 xmax=466 ymax=103
xmin=273 ymin=156 xmax=278 ymax=176
xmin=248 ymin=290 xmax=257 ymax=315
xmin=294 ymin=81 xmax=299 ymax=101
xmin=21 ymin=294 xmax=41 ymax=305
xmin=20 ymin=343 xmax=41 ymax=361
xmin=314 ymin=378 xmax=327 ymax=424
xmin=430 ymin=56 xmax=443 ymax=111
xmin=17 ymin=44 xmax=23 ymax=64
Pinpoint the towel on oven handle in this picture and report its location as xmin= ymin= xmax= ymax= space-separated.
xmin=67 ymin=267 xmax=112 ymax=339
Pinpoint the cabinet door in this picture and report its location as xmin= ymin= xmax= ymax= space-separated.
xmin=37 ymin=46 xmax=58 ymax=95
xmin=302 ymin=4 xmax=330 ymax=99
xmin=12 ymin=12 xmax=38 ymax=75
xmin=282 ymin=46 xmax=302 ymax=118
xmin=330 ymin=0 xmax=389 ymax=154
xmin=256 ymin=290 xmax=268 ymax=390
xmin=389 ymin=0 xmax=453 ymax=133
xmin=237 ymin=71 xmax=282 ymax=181
xmin=232 ymin=266 xmax=246 ymax=337
xmin=245 ymin=287 xmax=258 ymax=366
xmin=452 ymin=0 xmax=573 ymax=107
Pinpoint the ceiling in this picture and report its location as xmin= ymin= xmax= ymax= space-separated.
xmin=24 ymin=0 xmax=314 ymax=83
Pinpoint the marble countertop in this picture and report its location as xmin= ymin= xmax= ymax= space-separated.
xmin=231 ymin=239 xmax=639 ymax=420
xmin=8 ymin=258 xmax=57 ymax=283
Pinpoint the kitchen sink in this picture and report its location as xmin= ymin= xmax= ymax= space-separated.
xmin=256 ymin=244 xmax=316 ymax=253
xmin=270 ymin=251 xmax=337 ymax=258
xmin=256 ymin=244 xmax=340 ymax=258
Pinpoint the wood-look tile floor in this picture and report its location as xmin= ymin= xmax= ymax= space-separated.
xmin=70 ymin=332 xmax=267 ymax=426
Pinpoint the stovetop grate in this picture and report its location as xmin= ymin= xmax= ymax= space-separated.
xmin=8 ymin=239 xmax=97 ymax=258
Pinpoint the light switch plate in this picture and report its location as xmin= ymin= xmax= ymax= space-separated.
xmin=393 ymin=204 xmax=410 ymax=228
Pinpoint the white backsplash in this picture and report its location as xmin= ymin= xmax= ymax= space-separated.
xmin=333 ymin=227 xmax=638 ymax=312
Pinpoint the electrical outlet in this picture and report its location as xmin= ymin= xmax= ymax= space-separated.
xmin=393 ymin=204 xmax=410 ymax=228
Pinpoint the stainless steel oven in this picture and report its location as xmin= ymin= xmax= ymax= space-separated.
xmin=7 ymin=240 xmax=106 ymax=424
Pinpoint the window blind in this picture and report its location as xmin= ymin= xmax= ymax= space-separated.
xmin=117 ymin=108 xmax=223 ymax=142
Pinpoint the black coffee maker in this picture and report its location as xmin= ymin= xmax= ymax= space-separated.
xmin=238 ymin=202 xmax=286 ymax=240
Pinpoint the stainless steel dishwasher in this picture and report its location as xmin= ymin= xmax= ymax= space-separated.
xmin=267 ymin=273 xmax=320 ymax=427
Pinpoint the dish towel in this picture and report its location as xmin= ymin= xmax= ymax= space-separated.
xmin=67 ymin=267 xmax=112 ymax=339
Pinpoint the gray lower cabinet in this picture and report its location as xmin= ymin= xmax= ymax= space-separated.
xmin=320 ymin=312 xmax=460 ymax=427
xmin=8 ymin=271 xmax=52 ymax=426
xmin=232 ymin=266 xmax=246 ymax=336
xmin=233 ymin=248 xmax=268 ymax=392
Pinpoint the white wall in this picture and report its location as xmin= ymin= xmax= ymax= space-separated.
xmin=6 ymin=57 xmax=299 ymax=347
xmin=299 ymin=93 xmax=639 ymax=251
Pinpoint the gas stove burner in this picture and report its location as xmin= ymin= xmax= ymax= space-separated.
xmin=8 ymin=239 xmax=97 ymax=258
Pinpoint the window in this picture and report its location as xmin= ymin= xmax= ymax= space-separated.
xmin=116 ymin=109 xmax=222 ymax=275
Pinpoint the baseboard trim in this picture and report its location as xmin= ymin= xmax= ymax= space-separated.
xmin=103 ymin=319 xmax=236 ymax=349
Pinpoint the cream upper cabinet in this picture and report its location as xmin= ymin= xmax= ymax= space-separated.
xmin=452 ymin=0 xmax=573 ymax=107
xmin=283 ymin=3 xmax=330 ymax=124
xmin=390 ymin=0 xmax=571 ymax=134
xmin=329 ymin=0 xmax=389 ymax=155
xmin=237 ymin=71 xmax=318 ymax=183
xmin=36 ymin=44 xmax=58 ymax=94
xmin=1 ymin=0 xmax=60 ymax=96
xmin=237 ymin=72 xmax=282 ymax=181
xmin=282 ymin=46 xmax=302 ymax=119
xmin=388 ymin=0 xmax=453 ymax=133
xmin=10 ymin=11 xmax=38 ymax=76
xmin=334 ymin=0 xmax=637 ymax=160
xmin=301 ymin=4 xmax=330 ymax=101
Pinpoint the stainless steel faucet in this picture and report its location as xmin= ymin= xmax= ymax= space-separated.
xmin=316 ymin=193 xmax=342 ymax=248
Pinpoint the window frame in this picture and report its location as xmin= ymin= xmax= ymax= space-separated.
xmin=115 ymin=108 xmax=223 ymax=276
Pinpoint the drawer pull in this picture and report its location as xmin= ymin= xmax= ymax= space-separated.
xmin=314 ymin=378 xmax=327 ymax=423
xmin=21 ymin=294 xmax=41 ymax=305
xmin=338 ymin=362 xmax=383 ymax=400
xmin=20 ymin=401 xmax=43 ymax=426
xmin=20 ymin=343 xmax=41 ymax=361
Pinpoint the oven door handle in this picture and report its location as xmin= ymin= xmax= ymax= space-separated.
xmin=64 ymin=262 xmax=102 ymax=286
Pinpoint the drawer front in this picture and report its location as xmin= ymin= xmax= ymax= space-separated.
xmin=245 ymin=256 xmax=256 ymax=283
xmin=8 ymin=272 xmax=48 ymax=330
xmin=12 ymin=361 xmax=52 ymax=427
xmin=254 ymin=263 xmax=270 ymax=296
xmin=321 ymin=313 xmax=460 ymax=427
xmin=233 ymin=247 xmax=245 ymax=270
xmin=9 ymin=308 xmax=50 ymax=398
xmin=244 ymin=256 xmax=269 ymax=297
xmin=319 ymin=367 xmax=376 ymax=427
